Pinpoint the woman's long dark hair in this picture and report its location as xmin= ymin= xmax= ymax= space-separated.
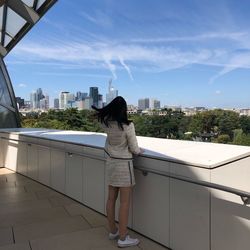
xmin=92 ymin=96 xmax=131 ymax=130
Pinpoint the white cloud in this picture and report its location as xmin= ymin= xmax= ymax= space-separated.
xmin=10 ymin=41 xmax=216 ymax=74
xmin=209 ymin=51 xmax=250 ymax=84
xmin=36 ymin=72 xmax=111 ymax=78
xmin=103 ymin=57 xmax=117 ymax=80
xmin=79 ymin=11 xmax=113 ymax=28
xmin=215 ymin=90 xmax=221 ymax=95
xmin=9 ymin=31 xmax=250 ymax=81
xmin=79 ymin=12 xmax=98 ymax=23
xmin=18 ymin=83 xmax=27 ymax=88
xmin=131 ymin=32 xmax=247 ymax=43
xmin=118 ymin=56 xmax=134 ymax=81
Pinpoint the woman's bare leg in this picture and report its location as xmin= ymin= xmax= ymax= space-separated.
xmin=119 ymin=186 xmax=132 ymax=239
xmin=106 ymin=185 xmax=119 ymax=233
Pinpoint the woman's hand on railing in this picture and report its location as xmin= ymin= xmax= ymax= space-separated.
xmin=139 ymin=148 xmax=145 ymax=154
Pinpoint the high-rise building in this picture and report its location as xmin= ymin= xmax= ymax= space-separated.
xmin=36 ymin=88 xmax=44 ymax=103
xmin=76 ymin=100 xmax=85 ymax=110
xmin=76 ymin=91 xmax=81 ymax=101
xmin=106 ymin=79 xmax=118 ymax=104
xmin=59 ymin=91 xmax=75 ymax=109
xmin=76 ymin=91 xmax=88 ymax=101
xmin=84 ymin=97 xmax=93 ymax=110
xmin=30 ymin=88 xmax=45 ymax=109
xmin=67 ymin=93 xmax=75 ymax=108
xmin=154 ymin=100 xmax=161 ymax=109
xmin=98 ymin=94 xmax=103 ymax=108
xmin=89 ymin=87 xmax=99 ymax=107
xmin=149 ymin=98 xmax=161 ymax=110
xmin=30 ymin=91 xmax=38 ymax=109
xmin=59 ymin=92 xmax=67 ymax=109
xmin=138 ymin=98 xmax=150 ymax=110
xmin=40 ymin=94 xmax=49 ymax=110
xmin=40 ymin=99 xmax=47 ymax=110
xmin=54 ymin=98 xmax=59 ymax=109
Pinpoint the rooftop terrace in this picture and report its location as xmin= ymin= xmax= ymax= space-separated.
xmin=0 ymin=167 xmax=167 ymax=250
xmin=1 ymin=129 xmax=250 ymax=250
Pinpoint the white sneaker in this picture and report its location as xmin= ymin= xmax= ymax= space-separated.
xmin=118 ymin=235 xmax=140 ymax=248
xmin=109 ymin=229 xmax=119 ymax=240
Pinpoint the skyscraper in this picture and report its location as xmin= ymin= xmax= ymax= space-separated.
xmin=40 ymin=99 xmax=46 ymax=110
xmin=59 ymin=92 xmax=67 ymax=109
xmin=89 ymin=87 xmax=98 ymax=107
xmin=30 ymin=88 xmax=45 ymax=109
xmin=154 ymin=100 xmax=161 ymax=109
xmin=98 ymin=94 xmax=103 ymax=108
xmin=138 ymin=98 xmax=150 ymax=110
xmin=36 ymin=88 xmax=44 ymax=103
xmin=150 ymin=98 xmax=161 ymax=110
xmin=76 ymin=91 xmax=88 ymax=101
xmin=106 ymin=79 xmax=118 ymax=104
xmin=43 ymin=94 xmax=50 ymax=110
xmin=59 ymin=91 xmax=74 ymax=109
xmin=30 ymin=91 xmax=38 ymax=110
xmin=84 ymin=97 xmax=93 ymax=110
xmin=54 ymin=98 xmax=59 ymax=109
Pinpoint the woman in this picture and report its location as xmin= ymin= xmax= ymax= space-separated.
xmin=92 ymin=96 xmax=143 ymax=248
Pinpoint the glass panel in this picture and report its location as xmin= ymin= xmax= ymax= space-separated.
xmin=3 ymin=33 xmax=12 ymax=47
xmin=0 ymin=6 xmax=3 ymax=29
xmin=0 ymin=105 xmax=17 ymax=128
xmin=5 ymin=7 xmax=26 ymax=38
xmin=0 ymin=7 xmax=4 ymax=45
xmin=21 ymin=0 xmax=35 ymax=8
xmin=36 ymin=0 xmax=46 ymax=10
xmin=0 ymin=67 xmax=12 ymax=106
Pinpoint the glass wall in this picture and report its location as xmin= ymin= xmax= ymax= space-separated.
xmin=0 ymin=57 xmax=20 ymax=128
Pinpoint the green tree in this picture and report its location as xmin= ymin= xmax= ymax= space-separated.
xmin=131 ymin=109 xmax=186 ymax=139
xmin=215 ymin=134 xmax=231 ymax=144
xmin=233 ymin=129 xmax=250 ymax=146
xmin=216 ymin=111 xmax=240 ymax=139
xmin=239 ymin=116 xmax=250 ymax=134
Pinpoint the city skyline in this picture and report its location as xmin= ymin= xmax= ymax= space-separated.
xmin=18 ymin=84 xmax=163 ymax=110
xmin=16 ymin=85 xmax=250 ymax=117
xmin=5 ymin=0 xmax=250 ymax=108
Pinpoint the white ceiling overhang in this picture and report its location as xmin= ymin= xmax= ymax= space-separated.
xmin=0 ymin=0 xmax=57 ymax=57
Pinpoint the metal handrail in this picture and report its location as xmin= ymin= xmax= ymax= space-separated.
xmin=136 ymin=166 xmax=250 ymax=205
xmin=1 ymin=136 xmax=250 ymax=204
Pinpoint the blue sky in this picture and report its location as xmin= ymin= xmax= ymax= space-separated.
xmin=5 ymin=0 xmax=250 ymax=108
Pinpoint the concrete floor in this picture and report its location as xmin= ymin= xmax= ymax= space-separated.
xmin=0 ymin=168 xmax=168 ymax=250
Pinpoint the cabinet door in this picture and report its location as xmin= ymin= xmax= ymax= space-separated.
xmin=83 ymin=158 xmax=105 ymax=213
xmin=65 ymin=153 xmax=83 ymax=202
xmin=27 ymin=143 xmax=38 ymax=180
xmin=132 ymin=169 xmax=170 ymax=246
xmin=38 ymin=146 xmax=51 ymax=186
xmin=5 ymin=139 xmax=18 ymax=171
xmin=51 ymin=149 xmax=66 ymax=193
xmin=170 ymin=179 xmax=210 ymax=250
xmin=17 ymin=142 xmax=27 ymax=175
xmin=169 ymin=163 xmax=210 ymax=250
xmin=211 ymin=158 xmax=250 ymax=250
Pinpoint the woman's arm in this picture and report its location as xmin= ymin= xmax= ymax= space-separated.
xmin=126 ymin=122 xmax=141 ymax=155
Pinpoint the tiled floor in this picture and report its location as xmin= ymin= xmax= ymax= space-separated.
xmin=0 ymin=168 xmax=169 ymax=250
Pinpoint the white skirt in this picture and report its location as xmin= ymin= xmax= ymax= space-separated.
xmin=106 ymin=157 xmax=135 ymax=187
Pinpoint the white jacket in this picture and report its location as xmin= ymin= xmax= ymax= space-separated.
xmin=103 ymin=121 xmax=140 ymax=159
